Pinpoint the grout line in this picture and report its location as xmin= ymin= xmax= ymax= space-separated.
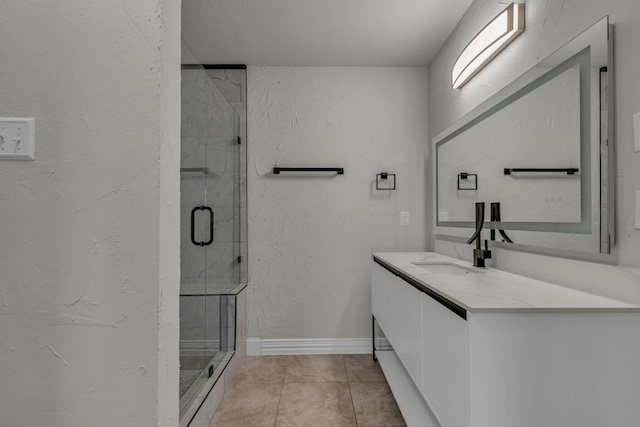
xmin=348 ymin=381 xmax=360 ymax=426
xmin=273 ymin=363 xmax=286 ymax=427
xmin=343 ymin=355 xmax=360 ymax=427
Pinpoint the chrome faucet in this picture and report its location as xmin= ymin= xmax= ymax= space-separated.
xmin=466 ymin=202 xmax=492 ymax=267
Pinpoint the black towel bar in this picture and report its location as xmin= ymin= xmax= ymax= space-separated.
xmin=273 ymin=167 xmax=344 ymax=175
xmin=504 ymin=167 xmax=579 ymax=175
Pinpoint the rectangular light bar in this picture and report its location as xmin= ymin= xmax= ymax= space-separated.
xmin=452 ymin=3 xmax=525 ymax=89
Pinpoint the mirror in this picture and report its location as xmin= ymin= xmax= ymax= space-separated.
xmin=433 ymin=17 xmax=614 ymax=256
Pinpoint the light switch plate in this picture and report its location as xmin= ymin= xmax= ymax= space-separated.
xmin=634 ymin=112 xmax=640 ymax=152
xmin=636 ymin=191 xmax=640 ymax=230
xmin=0 ymin=117 xmax=35 ymax=160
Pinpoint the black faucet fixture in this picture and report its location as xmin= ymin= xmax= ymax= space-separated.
xmin=490 ymin=202 xmax=514 ymax=243
xmin=466 ymin=202 xmax=492 ymax=267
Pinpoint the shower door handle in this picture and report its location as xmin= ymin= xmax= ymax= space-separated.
xmin=202 ymin=206 xmax=214 ymax=246
xmin=191 ymin=206 xmax=214 ymax=246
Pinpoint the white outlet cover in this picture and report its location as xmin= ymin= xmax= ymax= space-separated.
xmin=400 ymin=211 xmax=410 ymax=226
xmin=634 ymin=112 xmax=640 ymax=152
xmin=0 ymin=117 xmax=35 ymax=160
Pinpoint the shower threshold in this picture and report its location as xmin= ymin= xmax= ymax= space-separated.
xmin=179 ymin=351 xmax=234 ymax=422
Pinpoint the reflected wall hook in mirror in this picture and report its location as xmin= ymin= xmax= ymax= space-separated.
xmin=503 ymin=167 xmax=579 ymax=175
xmin=457 ymin=172 xmax=477 ymax=190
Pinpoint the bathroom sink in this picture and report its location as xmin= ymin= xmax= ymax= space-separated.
xmin=411 ymin=261 xmax=482 ymax=275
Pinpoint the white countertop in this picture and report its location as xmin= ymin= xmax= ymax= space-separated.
xmin=373 ymin=252 xmax=640 ymax=313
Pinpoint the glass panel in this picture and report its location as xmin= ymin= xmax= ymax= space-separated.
xmin=179 ymin=62 xmax=247 ymax=421
xmin=179 ymin=63 xmax=210 ymax=411
xmin=202 ymin=68 xmax=248 ymax=285
xmin=202 ymin=75 xmax=238 ymax=374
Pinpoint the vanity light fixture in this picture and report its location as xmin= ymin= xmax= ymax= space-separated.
xmin=451 ymin=2 xmax=525 ymax=89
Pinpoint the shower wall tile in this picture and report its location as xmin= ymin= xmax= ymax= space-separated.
xmin=181 ymin=137 xmax=207 ymax=168
xmin=179 ymin=296 xmax=222 ymax=342
xmin=182 ymin=71 xmax=214 ymax=139
xmin=203 ymin=243 xmax=236 ymax=283
xmin=206 ymin=70 xmax=246 ymax=106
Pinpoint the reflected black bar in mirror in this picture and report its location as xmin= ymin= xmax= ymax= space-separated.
xmin=503 ymin=167 xmax=579 ymax=175
xmin=273 ymin=167 xmax=344 ymax=175
xmin=180 ymin=167 xmax=209 ymax=174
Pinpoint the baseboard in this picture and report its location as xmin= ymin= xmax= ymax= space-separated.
xmin=246 ymin=338 xmax=372 ymax=356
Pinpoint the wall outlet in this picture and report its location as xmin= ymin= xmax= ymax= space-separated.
xmin=0 ymin=117 xmax=35 ymax=160
xmin=400 ymin=211 xmax=410 ymax=226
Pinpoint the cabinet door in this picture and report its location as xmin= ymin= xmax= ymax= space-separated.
xmin=371 ymin=263 xmax=398 ymax=347
xmin=395 ymin=280 xmax=423 ymax=389
xmin=422 ymin=294 xmax=469 ymax=427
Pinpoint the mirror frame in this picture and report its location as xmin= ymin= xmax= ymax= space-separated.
xmin=432 ymin=16 xmax=615 ymax=259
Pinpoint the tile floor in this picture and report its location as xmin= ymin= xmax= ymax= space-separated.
xmin=208 ymin=354 xmax=406 ymax=427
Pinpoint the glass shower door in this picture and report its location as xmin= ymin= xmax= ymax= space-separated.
xmin=179 ymin=64 xmax=239 ymax=417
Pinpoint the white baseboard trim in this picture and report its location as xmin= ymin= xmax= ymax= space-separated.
xmin=247 ymin=338 xmax=262 ymax=356
xmin=246 ymin=338 xmax=372 ymax=356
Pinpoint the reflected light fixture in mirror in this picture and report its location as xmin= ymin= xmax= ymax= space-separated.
xmin=452 ymin=3 xmax=525 ymax=89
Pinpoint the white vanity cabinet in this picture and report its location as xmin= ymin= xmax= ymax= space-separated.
xmin=421 ymin=292 xmax=468 ymax=427
xmin=371 ymin=262 xmax=398 ymax=348
xmin=373 ymin=261 xmax=468 ymax=427
xmin=372 ymin=253 xmax=640 ymax=427
xmin=395 ymin=278 xmax=423 ymax=383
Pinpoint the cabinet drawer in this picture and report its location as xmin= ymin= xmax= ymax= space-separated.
xmin=396 ymin=281 xmax=423 ymax=387
xmin=422 ymin=293 xmax=469 ymax=427
xmin=372 ymin=263 xmax=398 ymax=346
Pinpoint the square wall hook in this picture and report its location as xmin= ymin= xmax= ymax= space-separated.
xmin=457 ymin=173 xmax=477 ymax=190
xmin=376 ymin=172 xmax=396 ymax=190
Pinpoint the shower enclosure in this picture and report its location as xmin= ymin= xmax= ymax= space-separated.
xmin=179 ymin=63 xmax=247 ymax=423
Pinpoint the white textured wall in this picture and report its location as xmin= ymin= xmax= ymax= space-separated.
xmin=429 ymin=0 xmax=640 ymax=304
xmin=0 ymin=1 xmax=181 ymax=426
xmin=247 ymin=67 xmax=428 ymax=340
xmin=158 ymin=0 xmax=181 ymax=426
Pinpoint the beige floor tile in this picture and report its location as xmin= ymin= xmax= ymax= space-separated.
xmin=284 ymin=354 xmax=347 ymax=383
xmin=275 ymin=382 xmax=357 ymax=427
xmin=231 ymin=355 xmax=288 ymax=385
xmin=349 ymin=381 xmax=405 ymax=427
xmin=208 ymin=382 xmax=282 ymax=427
xmin=344 ymin=354 xmax=386 ymax=382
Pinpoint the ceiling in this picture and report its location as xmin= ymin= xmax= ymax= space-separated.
xmin=181 ymin=0 xmax=473 ymax=66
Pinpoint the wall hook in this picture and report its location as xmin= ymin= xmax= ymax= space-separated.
xmin=376 ymin=172 xmax=396 ymax=190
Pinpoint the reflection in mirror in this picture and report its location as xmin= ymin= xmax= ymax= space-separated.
xmin=433 ymin=17 xmax=613 ymax=256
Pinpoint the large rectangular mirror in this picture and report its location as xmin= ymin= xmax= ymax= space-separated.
xmin=433 ymin=16 xmax=614 ymax=256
